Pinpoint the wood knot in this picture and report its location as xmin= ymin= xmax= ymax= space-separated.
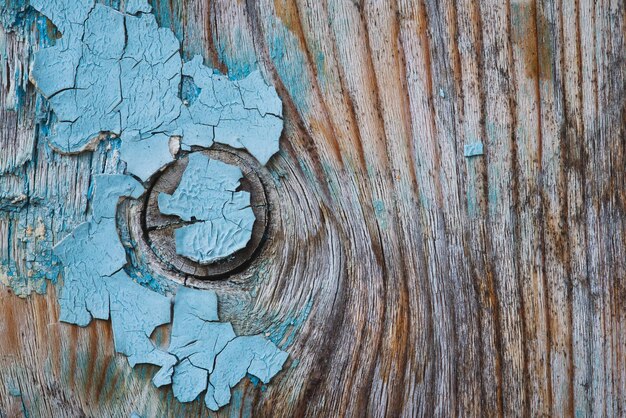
xmin=138 ymin=145 xmax=270 ymax=283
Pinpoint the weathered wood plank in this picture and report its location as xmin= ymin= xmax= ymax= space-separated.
xmin=0 ymin=0 xmax=624 ymax=416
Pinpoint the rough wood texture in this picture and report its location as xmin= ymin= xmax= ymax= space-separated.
xmin=0 ymin=0 xmax=624 ymax=416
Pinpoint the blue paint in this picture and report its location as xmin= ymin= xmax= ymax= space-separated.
xmin=171 ymin=359 xmax=208 ymax=402
xmin=265 ymin=21 xmax=312 ymax=115
xmin=29 ymin=0 xmax=93 ymax=99
xmin=373 ymin=199 xmax=387 ymax=229
xmin=0 ymin=0 xmax=30 ymax=29
xmin=29 ymin=0 xmax=283 ymax=169
xmin=205 ymin=335 xmax=288 ymax=411
xmin=168 ymin=288 xmax=230 ymax=401
xmin=159 ymin=153 xmax=255 ymax=263
xmin=2 ymin=0 xmax=292 ymax=409
xmin=52 ymin=173 xmax=286 ymax=408
xmin=119 ymin=132 xmax=174 ymax=182
xmin=267 ymin=297 xmax=313 ymax=349
xmin=168 ymin=287 xmax=287 ymax=410
xmin=104 ymin=270 xmax=177 ymax=387
xmin=7 ymin=383 xmax=21 ymax=397
xmin=464 ymin=141 xmax=484 ymax=158
xmin=181 ymin=55 xmax=282 ymax=164
xmin=315 ymin=50 xmax=326 ymax=84
xmin=91 ymin=174 xmax=144 ymax=221
xmin=213 ymin=24 xmax=257 ymax=80
xmin=53 ymin=174 xmax=144 ymax=326
xmin=125 ymin=0 xmax=152 ymax=15
xmin=180 ymin=75 xmax=201 ymax=106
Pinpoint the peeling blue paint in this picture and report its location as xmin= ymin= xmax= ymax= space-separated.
xmin=159 ymin=153 xmax=255 ymax=263
xmin=181 ymin=55 xmax=283 ymax=164
xmin=125 ymin=0 xmax=151 ymax=15
xmin=53 ymin=173 xmax=287 ymax=408
xmin=267 ymin=297 xmax=313 ymax=350
xmin=168 ymin=287 xmax=287 ymax=410
xmin=53 ymin=174 xmax=144 ymax=326
xmin=2 ymin=0 xmax=292 ymax=410
xmin=105 ymin=270 xmax=177 ymax=387
xmin=120 ymin=132 xmax=174 ymax=182
xmin=29 ymin=0 xmax=283 ymax=169
xmin=205 ymin=335 xmax=288 ymax=411
xmin=464 ymin=141 xmax=484 ymax=158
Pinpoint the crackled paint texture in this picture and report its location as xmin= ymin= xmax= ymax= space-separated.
xmin=159 ymin=153 xmax=255 ymax=264
xmin=169 ymin=288 xmax=288 ymax=410
xmin=1 ymin=0 xmax=288 ymax=411
xmin=29 ymin=0 xmax=283 ymax=171
xmin=463 ymin=141 xmax=484 ymax=158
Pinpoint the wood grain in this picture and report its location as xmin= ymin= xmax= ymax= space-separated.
xmin=0 ymin=0 xmax=624 ymax=416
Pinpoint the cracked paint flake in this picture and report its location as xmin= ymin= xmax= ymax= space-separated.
xmin=53 ymin=174 xmax=144 ymax=325
xmin=206 ymin=335 xmax=289 ymax=411
xmin=104 ymin=270 xmax=177 ymax=387
xmin=168 ymin=287 xmax=287 ymax=409
xmin=464 ymin=141 xmax=484 ymax=157
xmin=120 ymin=131 xmax=175 ymax=182
xmin=125 ymin=0 xmax=152 ymax=15
xmin=181 ymin=55 xmax=283 ymax=164
xmin=26 ymin=0 xmax=289 ymax=409
xmin=52 ymin=172 xmax=176 ymax=384
xmin=53 ymin=174 xmax=287 ymax=403
xmin=159 ymin=153 xmax=255 ymax=263
xmin=29 ymin=0 xmax=283 ymax=174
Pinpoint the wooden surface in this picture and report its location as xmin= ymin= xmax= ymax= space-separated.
xmin=0 ymin=0 xmax=625 ymax=416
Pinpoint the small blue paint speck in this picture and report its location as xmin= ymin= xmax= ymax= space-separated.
xmin=7 ymin=385 xmax=21 ymax=397
xmin=464 ymin=142 xmax=484 ymax=158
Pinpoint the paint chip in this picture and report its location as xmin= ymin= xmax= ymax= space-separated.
xmin=167 ymin=289 xmax=287 ymax=411
xmin=52 ymin=175 xmax=287 ymax=407
xmin=464 ymin=142 xmax=484 ymax=158
xmin=158 ymin=153 xmax=255 ymax=263
xmin=105 ymin=270 xmax=177 ymax=387
xmin=30 ymin=0 xmax=283 ymax=173
xmin=126 ymin=0 xmax=152 ymax=15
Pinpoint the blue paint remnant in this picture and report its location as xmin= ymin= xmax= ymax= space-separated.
xmin=2 ymin=0 xmax=291 ymax=409
xmin=180 ymin=75 xmax=201 ymax=106
xmin=181 ymin=56 xmax=283 ymax=164
xmin=53 ymin=174 xmax=143 ymax=325
xmin=168 ymin=288 xmax=234 ymax=380
xmin=7 ymin=383 xmax=21 ymax=397
xmin=464 ymin=142 xmax=484 ymax=158
xmin=172 ymin=359 xmax=209 ymax=402
xmin=266 ymin=29 xmax=311 ymax=115
xmin=29 ymin=0 xmax=283 ymax=171
xmin=54 ymin=174 xmax=176 ymax=386
xmin=159 ymin=153 xmax=255 ymax=263
xmin=104 ymin=270 xmax=176 ymax=387
xmin=125 ymin=0 xmax=152 ymax=15
xmin=373 ymin=199 xmax=388 ymax=229
xmin=267 ymin=296 xmax=314 ymax=350
xmin=51 ymin=173 xmax=286 ymax=409
xmin=168 ymin=287 xmax=287 ymax=410
xmin=120 ymin=132 xmax=174 ymax=182
xmin=53 ymin=174 xmax=175 ymax=387
xmin=90 ymin=174 xmax=144 ymax=221
xmin=0 ymin=0 xmax=30 ymax=29
xmin=54 ymin=221 xmax=120 ymax=325
xmin=205 ymin=335 xmax=288 ymax=411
